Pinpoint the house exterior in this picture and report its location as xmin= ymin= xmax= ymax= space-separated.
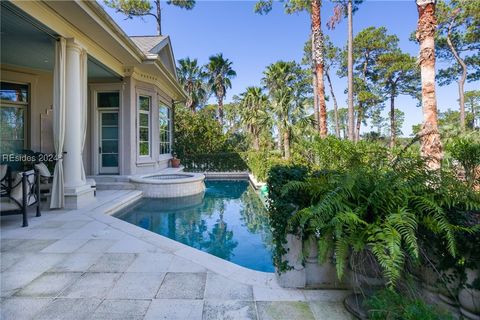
xmin=0 ymin=1 xmax=186 ymax=209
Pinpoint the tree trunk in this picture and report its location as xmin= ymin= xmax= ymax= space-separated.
xmin=347 ymin=0 xmax=355 ymax=141
xmin=311 ymin=0 xmax=327 ymax=138
xmin=312 ymin=65 xmax=320 ymax=132
xmin=155 ymin=0 xmax=162 ymax=35
xmin=217 ymin=97 xmax=224 ymax=126
xmin=390 ymin=92 xmax=396 ymax=148
xmin=253 ymin=129 xmax=260 ymax=151
xmin=446 ymin=30 xmax=467 ymax=132
xmin=355 ymin=104 xmax=362 ymax=142
xmin=416 ymin=2 xmax=443 ymax=169
xmin=326 ymin=70 xmax=340 ymax=138
xmin=283 ymin=130 xmax=291 ymax=160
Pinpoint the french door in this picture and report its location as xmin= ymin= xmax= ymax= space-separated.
xmin=98 ymin=111 xmax=119 ymax=174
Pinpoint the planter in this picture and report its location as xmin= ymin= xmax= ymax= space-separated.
xmin=171 ymin=158 xmax=181 ymax=168
xmin=275 ymin=233 xmax=306 ymax=288
xmin=303 ymin=236 xmax=348 ymax=289
xmin=438 ymin=268 xmax=460 ymax=306
xmin=459 ymin=268 xmax=480 ymax=320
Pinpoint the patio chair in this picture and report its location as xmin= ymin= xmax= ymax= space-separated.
xmin=34 ymin=162 xmax=53 ymax=200
xmin=0 ymin=168 xmax=41 ymax=227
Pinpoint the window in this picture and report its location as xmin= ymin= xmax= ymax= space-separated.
xmin=138 ymin=95 xmax=151 ymax=157
xmin=1 ymin=82 xmax=28 ymax=154
xmin=159 ymin=104 xmax=171 ymax=155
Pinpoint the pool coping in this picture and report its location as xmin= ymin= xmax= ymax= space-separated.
xmin=87 ymin=190 xmax=282 ymax=289
xmin=130 ymin=172 xmax=205 ymax=185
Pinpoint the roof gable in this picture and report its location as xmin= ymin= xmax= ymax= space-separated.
xmin=130 ymin=35 xmax=177 ymax=78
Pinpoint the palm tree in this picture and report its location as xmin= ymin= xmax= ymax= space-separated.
xmin=238 ymin=87 xmax=270 ymax=151
xmin=263 ymin=61 xmax=310 ymax=160
xmin=177 ymin=58 xmax=208 ymax=112
xmin=416 ymin=0 xmax=443 ymax=169
xmin=206 ymin=54 xmax=237 ymax=125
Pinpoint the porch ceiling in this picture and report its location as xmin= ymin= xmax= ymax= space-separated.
xmin=1 ymin=2 xmax=120 ymax=81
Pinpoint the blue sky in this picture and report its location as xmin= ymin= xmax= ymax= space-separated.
xmin=100 ymin=0 xmax=478 ymax=136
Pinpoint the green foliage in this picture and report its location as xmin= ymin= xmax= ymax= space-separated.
xmin=176 ymin=58 xmax=209 ymax=111
xmin=445 ymin=133 xmax=480 ymax=188
xmin=365 ymin=289 xmax=453 ymax=320
xmin=174 ymin=105 xmax=231 ymax=158
xmin=206 ymin=53 xmax=236 ymax=107
xmin=266 ymin=164 xmax=310 ymax=272
xmin=277 ymin=138 xmax=480 ymax=287
xmin=182 ymin=152 xmax=248 ymax=172
xmin=242 ymin=151 xmax=287 ymax=182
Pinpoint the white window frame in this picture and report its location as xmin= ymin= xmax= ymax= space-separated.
xmin=158 ymin=103 xmax=172 ymax=157
xmin=0 ymin=81 xmax=29 ymax=153
xmin=137 ymin=94 xmax=152 ymax=159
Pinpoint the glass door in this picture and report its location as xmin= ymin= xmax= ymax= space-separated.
xmin=99 ymin=111 xmax=119 ymax=174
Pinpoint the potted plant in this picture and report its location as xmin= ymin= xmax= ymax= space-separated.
xmin=171 ymin=152 xmax=180 ymax=168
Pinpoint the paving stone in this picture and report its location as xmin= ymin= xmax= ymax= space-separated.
xmin=31 ymin=220 xmax=67 ymax=229
xmin=126 ymin=253 xmax=174 ymax=272
xmin=48 ymin=252 xmax=102 ymax=272
xmin=0 ymin=252 xmax=26 ymax=272
xmin=144 ymin=299 xmax=203 ymax=320
xmin=4 ymin=253 xmax=65 ymax=274
xmin=91 ymin=299 xmax=151 ymax=319
xmin=34 ymin=298 xmax=102 ymax=320
xmin=155 ymin=272 xmax=206 ymax=299
xmin=107 ymin=272 xmax=165 ymax=299
xmin=0 ymin=239 xmax=25 ymax=252
xmin=256 ymin=301 xmax=315 ymax=320
xmin=75 ymin=239 xmax=117 ymax=253
xmin=59 ymin=272 xmax=121 ymax=298
xmin=106 ymin=237 xmax=158 ymax=253
xmin=309 ymin=301 xmax=354 ymax=320
xmin=1 ymin=271 xmax=43 ymax=297
xmin=87 ymin=253 xmax=137 ymax=272
xmin=253 ymin=287 xmax=306 ymax=301
xmin=0 ymin=297 xmax=52 ymax=320
xmin=167 ymin=256 xmax=207 ymax=273
xmin=15 ymin=272 xmax=82 ymax=297
xmin=12 ymin=239 xmax=57 ymax=252
xmin=203 ymin=300 xmax=257 ymax=320
xmin=40 ymin=238 xmax=90 ymax=253
xmin=205 ymin=273 xmax=253 ymax=300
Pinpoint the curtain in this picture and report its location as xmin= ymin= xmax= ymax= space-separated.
xmin=50 ymin=38 xmax=66 ymax=209
xmin=80 ymin=49 xmax=87 ymax=183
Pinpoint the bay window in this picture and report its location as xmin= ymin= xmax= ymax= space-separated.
xmin=159 ymin=104 xmax=171 ymax=155
xmin=138 ymin=95 xmax=151 ymax=157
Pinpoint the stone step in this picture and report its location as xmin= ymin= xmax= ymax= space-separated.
xmin=95 ymin=181 xmax=136 ymax=190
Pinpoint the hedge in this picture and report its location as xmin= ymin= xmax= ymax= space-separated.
xmin=182 ymin=152 xmax=248 ymax=172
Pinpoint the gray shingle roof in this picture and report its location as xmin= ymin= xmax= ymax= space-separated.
xmin=130 ymin=35 xmax=167 ymax=54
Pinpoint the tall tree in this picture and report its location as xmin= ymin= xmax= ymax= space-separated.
xmin=338 ymin=26 xmax=396 ymax=141
xmin=104 ymin=0 xmax=195 ymax=35
xmin=465 ymin=90 xmax=480 ymax=129
xmin=416 ymin=0 xmax=443 ymax=169
xmin=238 ymin=87 xmax=270 ymax=150
xmin=263 ymin=61 xmax=311 ymax=159
xmin=328 ymin=0 xmax=364 ymax=141
xmin=206 ymin=54 xmax=237 ymax=126
xmin=176 ymin=57 xmax=208 ymax=112
xmin=436 ymin=0 xmax=480 ymax=131
xmin=376 ymin=51 xmax=420 ymax=147
xmin=255 ymin=0 xmax=328 ymax=137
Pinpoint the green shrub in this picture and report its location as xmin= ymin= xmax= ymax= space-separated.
xmin=365 ymin=289 xmax=453 ymax=320
xmin=445 ymin=134 xmax=480 ymax=188
xmin=242 ymin=151 xmax=287 ymax=182
xmin=182 ymin=152 xmax=248 ymax=172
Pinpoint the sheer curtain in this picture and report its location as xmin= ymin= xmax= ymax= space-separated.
xmin=50 ymin=38 xmax=66 ymax=209
xmin=80 ymin=49 xmax=87 ymax=183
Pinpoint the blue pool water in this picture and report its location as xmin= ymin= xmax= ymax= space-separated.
xmin=114 ymin=180 xmax=274 ymax=272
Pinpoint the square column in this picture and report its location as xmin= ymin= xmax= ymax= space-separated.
xmin=63 ymin=39 xmax=94 ymax=209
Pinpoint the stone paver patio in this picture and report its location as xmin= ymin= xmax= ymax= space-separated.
xmin=1 ymin=190 xmax=353 ymax=320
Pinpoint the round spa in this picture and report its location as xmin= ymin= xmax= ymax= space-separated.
xmin=130 ymin=173 xmax=206 ymax=198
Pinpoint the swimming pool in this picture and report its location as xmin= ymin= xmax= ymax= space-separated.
xmin=114 ymin=180 xmax=274 ymax=272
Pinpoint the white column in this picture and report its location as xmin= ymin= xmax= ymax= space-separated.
xmin=61 ymin=39 xmax=94 ymax=209
xmin=63 ymin=39 xmax=85 ymax=188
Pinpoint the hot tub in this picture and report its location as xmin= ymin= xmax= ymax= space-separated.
xmin=130 ymin=173 xmax=205 ymax=198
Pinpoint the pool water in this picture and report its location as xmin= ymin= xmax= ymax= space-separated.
xmin=114 ymin=180 xmax=274 ymax=272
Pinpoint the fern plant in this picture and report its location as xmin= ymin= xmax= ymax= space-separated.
xmin=286 ymin=155 xmax=480 ymax=287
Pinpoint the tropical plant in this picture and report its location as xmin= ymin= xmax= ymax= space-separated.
xmin=415 ymin=0 xmax=443 ymax=169
xmin=436 ymin=0 xmax=480 ymax=131
xmin=205 ymin=53 xmax=237 ymax=126
xmin=238 ymin=87 xmax=271 ymax=151
xmin=255 ymin=0 xmax=328 ymax=137
xmin=263 ymin=61 xmax=312 ymax=159
xmin=465 ymin=90 xmax=480 ymax=129
xmin=104 ymin=0 xmax=195 ymax=35
xmin=285 ymin=146 xmax=479 ymax=287
xmin=446 ymin=134 xmax=480 ymax=188
xmin=176 ymin=57 xmax=208 ymax=112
